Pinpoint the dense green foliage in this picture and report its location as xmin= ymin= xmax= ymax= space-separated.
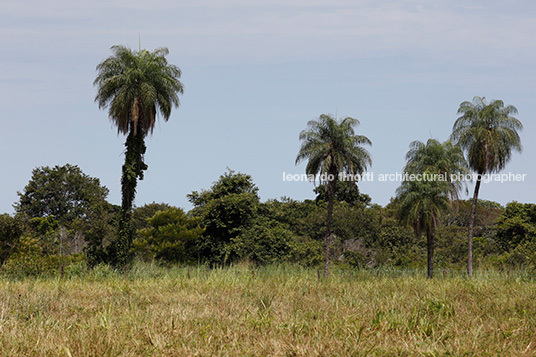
xmin=494 ymin=202 xmax=536 ymax=268
xmin=187 ymin=170 xmax=261 ymax=264
xmin=314 ymin=180 xmax=371 ymax=207
xmin=1 ymin=163 xmax=535 ymax=277
xmin=15 ymin=164 xmax=109 ymax=224
xmin=133 ymin=207 xmax=203 ymax=263
xmin=11 ymin=164 xmax=117 ymax=271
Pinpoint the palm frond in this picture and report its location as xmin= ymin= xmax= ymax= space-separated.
xmin=94 ymin=45 xmax=184 ymax=136
xmin=451 ymin=96 xmax=522 ymax=174
xmin=296 ymin=114 xmax=372 ymax=185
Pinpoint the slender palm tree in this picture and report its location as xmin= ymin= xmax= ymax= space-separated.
xmin=296 ymin=114 xmax=372 ymax=277
xmin=450 ymin=96 xmax=522 ymax=277
xmin=94 ymin=45 xmax=184 ymax=266
xmin=397 ymin=178 xmax=449 ymax=278
xmin=398 ymin=138 xmax=468 ymax=278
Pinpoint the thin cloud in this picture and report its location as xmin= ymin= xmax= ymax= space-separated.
xmin=2 ymin=0 xmax=534 ymax=66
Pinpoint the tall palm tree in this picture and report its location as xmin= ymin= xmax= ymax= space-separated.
xmin=296 ymin=114 xmax=372 ymax=277
xmin=450 ymin=96 xmax=522 ymax=277
xmin=94 ymin=45 xmax=184 ymax=266
xmin=398 ymin=138 xmax=468 ymax=278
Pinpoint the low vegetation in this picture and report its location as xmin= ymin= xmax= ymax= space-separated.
xmin=0 ymin=263 xmax=534 ymax=356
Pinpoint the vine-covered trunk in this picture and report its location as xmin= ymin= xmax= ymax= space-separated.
xmin=115 ymin=123 xmax=148 ymax=267
xmin=467 ymin=173 xmax=482 ymax=278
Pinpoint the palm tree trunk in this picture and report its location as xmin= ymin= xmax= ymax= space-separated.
xmin=121 ymin=129 xmax=147 ymax=211
xmin=427 ymin=225 xmax=435 ymax=279
xmin=324 ymin=172 xmax=336 ymax=277
xmin=467 ymin=173 xmax=482 ymax=278
xmin=116 ymin=123 xmax=147 ymax=267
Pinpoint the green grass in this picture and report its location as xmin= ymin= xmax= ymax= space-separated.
xmin=0 ymin=263 xmax=535 ymax=356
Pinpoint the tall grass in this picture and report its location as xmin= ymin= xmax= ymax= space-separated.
xmin=0 ymin=263 xmax=535 ymax=355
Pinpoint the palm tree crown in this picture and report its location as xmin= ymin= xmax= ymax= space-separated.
xmin=404 ymin=138 xmax=469 ymax=199
xmin=94 ymin=45 xmax=184 ymax=136
xmin=296 ymin=114 xmax=372 ymax=182
xmin=451 ymin=96 xmax=522 ymax=175
xmin=397 ymin=180 xmax=450 ymax=236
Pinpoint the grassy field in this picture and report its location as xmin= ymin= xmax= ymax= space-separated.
xmin=0 ymin=264 xmax=535 ymax=356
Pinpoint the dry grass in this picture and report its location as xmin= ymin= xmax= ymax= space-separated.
xmin=0 ymin=264 xmax=535 ymax=356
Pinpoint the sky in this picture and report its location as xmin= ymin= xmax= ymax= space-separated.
xmin=1 ymin=0 xmax=535 ymax=214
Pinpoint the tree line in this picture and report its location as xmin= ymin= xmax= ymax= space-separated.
xmin=0 ymin=45 xmax=527 ymax=277
xmin=1 ymin=163 xmax=534 ymax=277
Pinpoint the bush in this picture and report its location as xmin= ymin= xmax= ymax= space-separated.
xmin=1 ymin=235 xmax=84 ymax=279
xmin=133 ymin=208 xmax=204 ymax=264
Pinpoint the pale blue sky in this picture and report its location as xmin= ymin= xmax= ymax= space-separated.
xmin=1 ymin=0 xmax=535 ymax=213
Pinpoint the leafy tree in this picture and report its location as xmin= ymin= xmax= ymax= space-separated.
xmin=134 ymin=207 xmax=203 ymax=263
xmin=256 ymin=198 xmax=324 ymax=266
xmin=28 ymin=216 xmax=60 ymax=255
xmin=14 ymin=164 xmax=109 ymax=224
xmin=1 ymin=214 xmax=88 ymax=277
xmin=495 ymin=202 xmax=536 ymax=251
xmin=445 ymin=199 xmax=502 ymax=228
xmin=296 ymin=114 xmax=372 ymax=276
xmin=84 ymin=201 xmax=121 ymax=267
xmin=0 ymin=214 xmax=26 ymax=265
xmin=188 ymin=170 xmax=259 ymax=206
xmin=375 ymin=216 xmax=420 ymax=268
xmin=487 ymin=203 xmax=536 ymax=269
xmin=14 ymin=164 xmax=116 ymax=265
xmin=14 ymin=164 xmax=114 ymax=262
xmin=451 ymin=96 xmax=523 ymax=277
xmin=260 ymin=198 xmax=317 ymax=238
xmin=231 ymin=218 xmax=297 ymax=265
xmin=132 ymin=202 xmax=173 ymax=232
xmin=188 ymin=170 xmax=260 ymax=264
xmin=434 ymin=225 xmax=473 ymax=268
xmin=323 ymin=202 xmax=379 ymax=267
xmin=94 ymin=45 xmax=184 ymax=267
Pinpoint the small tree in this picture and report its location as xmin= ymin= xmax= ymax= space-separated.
xmin=133 ymin=207 xmax=203 ymax=263
xmin=15 ymin=164 xmax=109 ymax=224
xmin=188 ymin=170 xmax=260 ymax=264
xmin=15 ymin=164 xmax=113 ymax=260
